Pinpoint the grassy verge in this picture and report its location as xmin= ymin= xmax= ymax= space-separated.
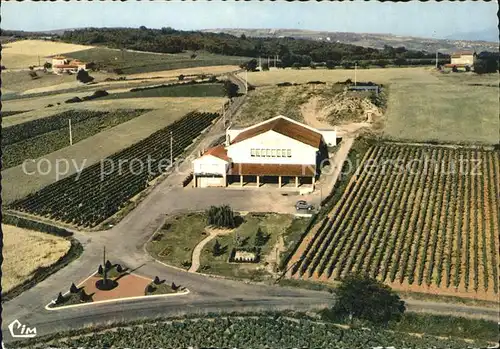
xmin=396 ymin=290 xmax=500 ymax=308
xmin=100 ymin=83 xmax=224 ymax=100
xmin=144 ymin=282 xmax=178 ymax=296
xmin=199 ymin=213 xmax=295 ymax=280
xmin=146 ymin=213 xmax=208 ymax=270
xmin=275 ymin=278 xmax=337 ymax=292
xmin=2 ymin=109 xmax=149 ymax=169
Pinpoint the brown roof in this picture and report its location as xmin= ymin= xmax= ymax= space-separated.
xmin=231 ymin=117 xmax=322 ymax=148
xmin=228 ymin=163 xmax=316 ymax=177
xmin=203 ymin=145 xmax=230 ymax=161
xmin=53 ymin=64 xmax=79 ymax=68
xmin=451 ymin=51 xmax=475 ymax=58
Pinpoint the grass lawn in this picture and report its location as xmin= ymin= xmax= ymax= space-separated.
xmin=147 ymin=213 xmax=208 ymax=269
xmin=2 ymin=109 xmax=148 ymax=169
xmin=144 ymin=281 xmax=178 ymax=296
xmin=199 ymin=213 xmax=297 ymax=280
xmin=67 ymin=47 xmax=251 ymax=75
xmin=100 ymin=83 xmax=225 ymax=100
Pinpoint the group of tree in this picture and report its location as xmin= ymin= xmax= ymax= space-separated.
xmin=60 ymin=27 xmax=451 ymax=68
xmin=206 ymin=205 xmax=236 ymax=229
xmin=474 ymin=52 xmax=499 ymax=74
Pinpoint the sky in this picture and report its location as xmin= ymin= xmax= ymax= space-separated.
xmin=1 ymin=1 xmax=497 ymax=40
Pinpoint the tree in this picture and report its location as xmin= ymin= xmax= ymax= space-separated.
xmin=178 ymin=74 xmax=185 ymax=81
xmin=474 ymin=58 xmax=498 ymax=74
xmin=76 ymin=69 xmax=94 ymax=83
xmin=261 ymin=62 xmax=270 ymax=71
xmin=332 ymin=274 xmax=405 ymax=325
xmin=98 ymin=264 xmax=104 ymax=274
xmin=326 ymin=60 xmax=336 ymax=69
xmin=55 ymin=292 xmax=65 ymax=304
xmin=452 ymin=65 xmax=459 ymax=73
xmin=292 ymin=62 xmax=301 ymax=69
xmin=213 ymin=239 xmax=222 ymax=256
xmin=254 ymin=227 xmax=268 ymax=247
xmin=206 ymin=205 xmax=236 ymax=228
xmin=105 ymin=259 xmax=112 ymax=270
xmin=309 ymin=63 xmax=317 ymax=69
xmin=70 ymin=283 xmax=79 ymax=293
xmin=43 ymin=61 xmax=52 ymax=69
xmin=154 ymin=276 xmax=161 ymax=285
xmin=394 ymin=58 xmax=407 ymax=67
xmin=223 ymin=80 xmax=239 ymax=99
xmin=376 ymin=59 xmax=389 ymax=68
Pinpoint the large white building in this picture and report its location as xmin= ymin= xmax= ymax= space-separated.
xmin=192 ymin=115 xmax=337 ymax=189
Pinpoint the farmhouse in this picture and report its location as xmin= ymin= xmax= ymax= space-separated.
xmin=192 ymin=115 xmax=337 ymax=189
xmin=52 ymin=55 xmax=89 ymax=74
xmin=444 ymin=51 xmax=477 ymax=71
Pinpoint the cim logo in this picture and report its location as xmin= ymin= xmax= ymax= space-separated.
xmin=8 ymin=319 xmax=37 ymax=338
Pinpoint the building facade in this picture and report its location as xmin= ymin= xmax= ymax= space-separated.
xmin=192 ymin=115 xmax=336 ymax=189
xmin=446 ymin=51 xmax=477 ymax=71
xmin=52 ymin=56 xmax=89 ymax=75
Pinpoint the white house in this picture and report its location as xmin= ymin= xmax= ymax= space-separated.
xmin=192 ymin=115 xmax=337 ymax=189
xmin=52 ymin=56 xmax=89 ymax=75
xmin=446 ymin=51 xmax=477 ymax=71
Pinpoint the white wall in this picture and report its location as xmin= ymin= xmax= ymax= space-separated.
xmin=193 ymin=155 xmax=228 ymax=175
xmin=317 ymin=130 xmax=337 ymax=146
xmin=451 ymin=55 xmax=475 ymax=65
xmin=227 ymin=130 xmax=318 ymax=165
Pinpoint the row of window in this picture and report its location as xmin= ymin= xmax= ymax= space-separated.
xmin=250 ymin=148 xmax=292 ymax=158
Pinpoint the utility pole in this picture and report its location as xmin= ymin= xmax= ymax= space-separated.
xmin=259 ymin=56 xmax=262 ymax=69
xmin=245 ymin=70 xmax=248 ymax=93
xmin=68 ymin=119 xmax=73 ymax=145
xmin=103 ymin=246 xmax=107 ymax=285
xmin=354 ymin=63 xmax=357 ymax=86
xmin=170 ymin=131 xmax=173 ymax=167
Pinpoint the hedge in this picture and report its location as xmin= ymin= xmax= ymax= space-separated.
xmin=2 ymin=213 xmax=73 ymax=237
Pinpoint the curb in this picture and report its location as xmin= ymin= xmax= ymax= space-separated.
xmin=45 ymin=269 xmax=190 ymax=311
xmin=45 ymin=289 xmax=190 ymax=311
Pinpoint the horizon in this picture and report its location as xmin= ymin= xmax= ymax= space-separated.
xmin=1 ymin=1 xmax=497 ymax=41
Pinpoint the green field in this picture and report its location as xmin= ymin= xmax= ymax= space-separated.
xmin=18 ymin=313 xmax=495 ymax=348
xmin=67 ymin=48 xmax=251 ymax=74
xmin=2 ymin=109 xmax=148 ymax=169
xmin=100 ymin=83 xmax=225 ymax=100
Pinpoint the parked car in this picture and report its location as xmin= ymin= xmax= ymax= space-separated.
xmin=295 ymin=200 xmax=314 ymax=211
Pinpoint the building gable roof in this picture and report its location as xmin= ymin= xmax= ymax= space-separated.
xmin=451 ymin=51 xmax=476 ymax=58
xmin=201 ymin=144 xmax=230 ymax=162
xmin=230 ymin=116 xmax=322 ymax=148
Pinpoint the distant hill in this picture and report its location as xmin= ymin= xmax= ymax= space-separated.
xmin=202 ymin=28 xmax=498 ymax=54
xmin=445 ymin=28 xmax=498 ymax=43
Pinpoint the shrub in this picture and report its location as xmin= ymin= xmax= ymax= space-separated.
xmin=276 ymin=82 xmax=293 ymax=87
xmin=206 ymin=205 xmax=236 ymax=228
xmin=65 ymin=96 xmax=82 ymax=104
xmin=178 ymin=74 xmax=185 ymax=81
xmin=105 ymin=260 xmax=112 ymax=270
xmin=292 ymin=62 xmax=301 ymax=70
xmin=92 ymin=90 xmax=108 ymax=98
xmin=55 ymin=292 xmax=65 ymax=305
xmin=452 ymin=65 xmax=459 ymax=73
xmin=70 ymin=283 xmax=79 ymax=293
xmin=146 ymin=284 xmax=156 ymax=294
xmin=116 ymin=264 xmax=123 ymax=273
xmin=113 ymin=68 xmax=124 ymax=75
xmin=171 ymin=282 xmax=180 ymax=291
xmin=76 ymin=69 xmax=94 ymax=83
xmin=261 ymin=62 xmax=270 ymax=71
xmin=154 ymin=276 xmax=161 ymax=285
xmin=46 ymin=104 xmax=54 ymax=108
xmin=213 ymin=239 xmax=223 ymax=256
xmin=98 ymin=264 xmax=104 ymax=274
xmin=208 ymin=75 xmax=217 ymax=83
xmin=254 ymin=227 xmax=269 ymax=247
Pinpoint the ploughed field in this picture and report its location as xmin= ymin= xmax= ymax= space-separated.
xmin=9 ymin=111 xmax=219 ymax=228
xmin=290 ymin=143 xmax=499 ymax=301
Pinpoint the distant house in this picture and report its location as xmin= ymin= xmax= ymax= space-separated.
xmin=444 ymin=51 xmax=477 ymax=71
xmin=52 ymin=55 xmax=89 ymax=74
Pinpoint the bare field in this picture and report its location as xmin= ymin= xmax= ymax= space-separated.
xmin=240 ymin=68 xmax=498 ymax=144
xmin=2 ymin=98 xmax=225 ymax=204
xmin=1 ymin=40 xmax=93 ymax=69
xmin=1 ymin=224 xmax=71 ymax=294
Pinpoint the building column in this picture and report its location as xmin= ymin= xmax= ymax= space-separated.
xmin=240 ymin=175 xmax=243 ymax=187
xmin=256 ymin=176 xmax=260 ymax=187
xmin=278 ymin=176 xmax=282 ymax=188
xmin=295 ymin=176 xmax=299 ymax=188
xmin=312 ymin=176 xmax=315 ymax=190
xmin=193 ymin=174 xmax=197 ymax=188
xmin=223 ymin=174 xmax=227 ymax=187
